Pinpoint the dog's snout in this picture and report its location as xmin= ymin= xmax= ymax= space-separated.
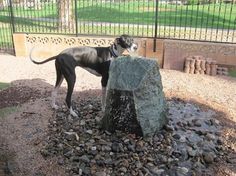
xmin=132 ymin=43 xmax=138 ymax=51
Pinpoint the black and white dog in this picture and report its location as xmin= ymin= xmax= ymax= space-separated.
xmin=30 ymin=34 xmax=138 ymax=117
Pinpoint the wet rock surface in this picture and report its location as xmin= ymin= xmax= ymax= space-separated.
xmin=101 ymin=57 xmax=167 ymax=136
xmin=41 ymin=96 xmax=234 ymax=176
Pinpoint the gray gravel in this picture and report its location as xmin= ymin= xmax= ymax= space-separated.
xmin=41 ymin=96 xmax=231 ymax=176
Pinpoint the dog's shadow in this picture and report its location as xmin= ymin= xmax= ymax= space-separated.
xmin=10 ymin=78 xmax=103 ymax=111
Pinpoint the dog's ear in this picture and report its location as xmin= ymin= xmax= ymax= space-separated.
xmin=114 ymin=37 xmax=122 ymax=46
xmin=119 ymin=34 xmax=129 ymax=43
xmin=120 ymin=35 xmax=134 ymax=46
xmin=115 ymin=37 xmax=120 ymax=43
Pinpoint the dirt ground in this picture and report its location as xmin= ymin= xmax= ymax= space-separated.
xmin=0 ymin=54 xmax=235 ymax=176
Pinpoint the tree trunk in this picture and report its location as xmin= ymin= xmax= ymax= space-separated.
xmin=58 ymin=0 xmax=75 ymax=30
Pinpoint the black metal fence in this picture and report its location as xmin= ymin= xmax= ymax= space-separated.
xmin=0 ymin=0 xmax=235 ymax=53
xmin=0 ymin=0 xmax=14 ymax=54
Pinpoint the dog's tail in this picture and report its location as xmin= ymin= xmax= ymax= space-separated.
xmin=29 ymin=46 xmax=57 ymax=64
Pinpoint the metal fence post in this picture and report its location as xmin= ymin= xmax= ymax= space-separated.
xmin=153 ymin=0 xmax=159 ymax=52
xmin=75 ymin=0 xmax=78 ymax=36
xmin=8 ymin=0 xmax=15 ymax=33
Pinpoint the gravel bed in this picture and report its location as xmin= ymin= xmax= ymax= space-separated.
xmin=41 ymin=96 xmax=233 ymax=176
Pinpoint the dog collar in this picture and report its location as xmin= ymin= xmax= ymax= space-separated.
xmin=109 ymin=45 xmax=119 ymax=57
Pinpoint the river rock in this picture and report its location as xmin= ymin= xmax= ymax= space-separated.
xmin=101 ymin=56 xmax=168 ymax=137
xmin=203 ymin=152 xmax=215 ymax=164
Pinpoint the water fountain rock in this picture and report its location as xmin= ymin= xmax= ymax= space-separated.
xmin=101 ymin=56 xmax=168 ymax=137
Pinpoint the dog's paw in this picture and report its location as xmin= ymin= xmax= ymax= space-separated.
xmin=52 ymin=104 xmax=59 ymax=110
xmin=70 ymin=108 xmax=78 ymax=118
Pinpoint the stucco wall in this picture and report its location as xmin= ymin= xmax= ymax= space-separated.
xmin=13 ymin=33 xmax=236 ymax=70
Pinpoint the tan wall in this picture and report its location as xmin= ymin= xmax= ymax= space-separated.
xmin=163 ymin=40 xmax=236 ymax=70
xmin=13 ymin=33 xmax=27 ymax=57
xmin=13 ymin=33 xmax=164 ymax=66
xmin=13 ymin=33 xmax=236 ymax=69
xmin=145 ymin=39 xmax=164 ymax=68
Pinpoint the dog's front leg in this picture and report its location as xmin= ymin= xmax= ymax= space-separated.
xmin=101 ymin=73 xmax=109 ymax=112
xmin=101 ymin=86 xmax=107 ymax=112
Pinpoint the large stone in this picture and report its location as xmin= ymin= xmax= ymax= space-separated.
xmin=101 ymin=56 xmax=168 ymax=137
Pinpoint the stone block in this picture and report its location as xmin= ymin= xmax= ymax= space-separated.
xmin=13 ymin=33 xmax=27 ymax=57
xmin=101 ymin=56 xmax=168 ymax=137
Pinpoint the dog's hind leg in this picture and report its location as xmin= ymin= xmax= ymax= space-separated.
xmin=51 ymin=63 xmax=64 ymax=109
xmin=58 ymin=54 xmax=78 ymax=117
xmin=64 ymin=69 xmax=78 ymax=117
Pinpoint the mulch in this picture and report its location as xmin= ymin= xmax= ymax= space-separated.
xmin=0 ymin=86 xmax=49 ymax=109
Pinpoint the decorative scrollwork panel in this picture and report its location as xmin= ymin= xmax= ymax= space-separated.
xmin=26 ymin=34 xmax=114 ymax=47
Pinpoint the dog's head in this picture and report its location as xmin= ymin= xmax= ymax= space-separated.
xmin=114 ymin=34 xmax=138 ymax=55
